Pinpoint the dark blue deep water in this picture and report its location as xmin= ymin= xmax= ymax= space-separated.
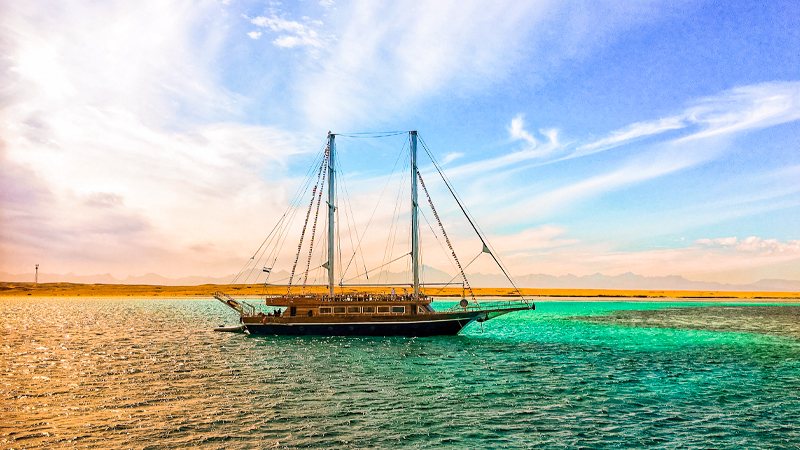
xmin=2 ymin=298 xmax=799 ymax=449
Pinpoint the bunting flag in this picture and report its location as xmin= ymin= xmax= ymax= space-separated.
xmin=287 ymin=148 xmax=328 ymax=292
xmin=417 ymin=170 xmax=476 ymax=301
xmin=303 ymin=152 xmax=329 ymax=287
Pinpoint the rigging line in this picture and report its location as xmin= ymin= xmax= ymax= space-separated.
xmin=333 ymin=154 xmax=362 ymax=284
xmin=341 ymin=252 xmax=411 ymax=283
xmin=263 ymin=204 xmax=302 ymax=285
xmin=302 ymin=151 xmax=329 ymax=289
xmin=337 ymin=134 xmax=407 ymax=139
xmin=262 ymin=151 xmax=327 ymax=288
xmin=419 ymin=208 xmax=459 ymax=276
xmin=287 ymin=149 xmax=328 ymax=289
xmin=264 ymin=260 xmax=329 ymax=285
xmin=336 ymin=176 xmax=343 ymax=289
xmin=241 ymin=145 xmax=328 ymax=283
xmin=246 ymin=208 xmax=295 ymax=285
xmin=433 ymin=251 xmax=483 ymax=296
xmin=418 ymin=135 xmax=527 ymax=300
xmin=382 ymin=155 xmax=408 ymax=283
xmin=340 ymin=139 xmax=409 ymax=281
xmin=263 ymin=165 xmax=320 ymax=285
xmin=336 ymin=131 xmax=407 ymax=138
xmin=235 ymin=210 xmax=291 ymax=285
xmin=416 ymin=137 xmax=516 ymax=291
xmin=417 ymin=168 xmax=475 ymax=302
xmin=233 ymin=149 xmax=325 ymax=285
xmin=238 ymin=144 xmax=319 ymax=283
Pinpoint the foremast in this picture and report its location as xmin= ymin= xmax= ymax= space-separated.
xmin=410 ymin=131 xmax=420 ymax=299
xmin=327 ymin=132 xmax=336 ymax=299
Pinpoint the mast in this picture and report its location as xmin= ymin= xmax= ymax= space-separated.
xmin=410 ymin=131 xmax=420 ymax=298
xmin=327 ymin=132 xmax=336 ymax=298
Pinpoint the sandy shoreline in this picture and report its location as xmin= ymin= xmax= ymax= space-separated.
xmin=2 ymin=282 xmax=799 ymax=301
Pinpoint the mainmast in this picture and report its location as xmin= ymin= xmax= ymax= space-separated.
xmin=327 ymin=132 xmax=336 ymax=298
xmin=410 ymin=131 xmax=420 ymax=299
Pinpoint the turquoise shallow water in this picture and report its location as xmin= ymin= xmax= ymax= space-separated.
xmin=2 ymin=298 xmax=799 ymax=449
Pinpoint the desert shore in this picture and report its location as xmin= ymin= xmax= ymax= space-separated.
xmin=2 ymin=282 xmax=799 ymax=301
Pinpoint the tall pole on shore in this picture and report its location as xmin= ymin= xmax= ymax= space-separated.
xmin=35 ymin=264 xmax=39 ymax=284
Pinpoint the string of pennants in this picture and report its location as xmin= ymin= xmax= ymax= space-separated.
xmin=417 ymin=169 xmax=475 ymax=301
xmin=288 ymin=147 xmax=329 ymax=291
xmin=302 ymin=150 xmax=329 ymax=288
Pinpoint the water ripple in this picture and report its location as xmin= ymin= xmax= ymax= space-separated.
xmin=1 ymin=298 xmax=799 ymax=448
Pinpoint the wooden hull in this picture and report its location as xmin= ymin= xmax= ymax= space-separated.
xmin=242 ymin=312 xmax=484 ymax=337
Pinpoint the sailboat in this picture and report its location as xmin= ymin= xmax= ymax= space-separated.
xmin=215 ymin=131 xmax=533 ymax=336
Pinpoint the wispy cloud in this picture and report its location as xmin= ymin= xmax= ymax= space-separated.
xmin=473 ymin=81 xmax=800 ymax=222
xmin=296 ymin=0 xmax=678 ymax=130
xmin=444 ymin=119 xmax=562 ymax=178
xmin=441 ymin=152 xmax=464 ymax=165
xmin=574 ymin=81 xmax=800 ymax=154
xmin=509 ymin=114 xmax=537 ymax=147
xmin=696 ymin=236 xmax=800 ymax=253
xmin=249 ymin=15 xmax=330 ymax=50
xmin=574 ymin=116 xmax=685 ymax=156
xmin=497 ymin=235 xmax=800 ymax=284
xmin=0 ymin=0 xmax=307 ymax=277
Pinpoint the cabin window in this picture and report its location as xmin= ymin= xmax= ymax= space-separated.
xmin=362 ymin=306 xmax=375 ymax=313
xmin=347 ymin=306 xmax=360 ymax=314
xmin=333 ymin=306 xmax=346 ymax=314
xmin=418 ymin=306 xmax=427 ymax=313
xmin=319 ymin=307 xmax=332 ymax=314
xmin=377 ymin=306 xmax=391 ymax=313
xmin=392 ymin=306 xmax=405 ymax=313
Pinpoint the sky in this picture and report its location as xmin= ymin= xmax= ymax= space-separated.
xmin=2 ymin=0 xmax=800 ymax=285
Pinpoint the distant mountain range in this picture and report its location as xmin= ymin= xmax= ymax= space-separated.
xmin=3 ymin=269 xmax=800 ymax=291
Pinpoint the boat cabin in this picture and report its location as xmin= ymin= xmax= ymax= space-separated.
xmin=262 ymin=294 xmax=437 ymax=318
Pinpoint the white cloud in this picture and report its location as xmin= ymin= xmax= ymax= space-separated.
xmin=696 ymin=236 xmax=800 ymax=253
xmin=575 ymin=116 xmax=685 ymax=155
xmin=696 ymin=237 xmax=739 ymax=246
xmin=441 ymin=152 xmax=464 ymax=165
xmin=297 ymin=0 xmax=682 ymax=130
xmin=572 ymin=81 xmax=800 ymax=156
xmin=249 ymin=15 xmax=329 ymax=50
xmin=0 ymin=0 xmax=307 ymax=278
xmin=247 ymin=31 xmax=262 ymax=39
xmin=509 ymin=114 xmax=537 ymax=147
xmin=487 ymin=81 xmax=800 ymax=222
xmin=445 ymin=117 xmax=563 ymax=178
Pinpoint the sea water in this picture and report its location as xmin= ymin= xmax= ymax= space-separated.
xmin=2 ymin=298 xmax=799 ymax=449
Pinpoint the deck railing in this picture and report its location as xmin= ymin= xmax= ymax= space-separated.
xmin=446 ymin=299 xmax=534 ymax=313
